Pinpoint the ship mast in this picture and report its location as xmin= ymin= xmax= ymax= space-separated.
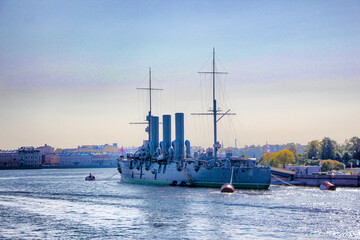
xmin=212 ymin=48 xmax=218 ymax=160
xmin=148 ymin=67 xmax=152 ymax=142
xmin=193 ymin=48 xmax=234 ymax=160
xmin=131 ymin=68 xmax=162 ymax=143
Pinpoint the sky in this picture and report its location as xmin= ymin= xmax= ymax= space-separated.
xmin=1 ymin=0 xmax=360 ymax=150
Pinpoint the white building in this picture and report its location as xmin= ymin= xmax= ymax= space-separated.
xmin=18 ymin=147 xmax=41 ymax=168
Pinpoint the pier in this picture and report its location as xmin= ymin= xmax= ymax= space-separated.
xmin=270 ymin=167 xmax=360 ymax=187
xmin=295 ymin=174 xmax=360 ymax=187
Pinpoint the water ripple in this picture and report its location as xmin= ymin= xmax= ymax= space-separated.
xmin=1 ymin=168 xmax=359 ymax=240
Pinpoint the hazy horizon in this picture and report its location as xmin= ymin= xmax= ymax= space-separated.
xmin=1 ymin=0 xmax=360 ymax=150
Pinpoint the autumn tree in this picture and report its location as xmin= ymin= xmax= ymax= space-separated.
xmin=275 ymin=149 xmax=295 ymax=168
xmin=260 ymin=152 xmax=276 ymax=166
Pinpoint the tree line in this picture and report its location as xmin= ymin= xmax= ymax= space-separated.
xmin=257 ymin=136 xmax=360 ymax=170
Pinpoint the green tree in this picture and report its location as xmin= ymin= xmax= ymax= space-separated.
xmin=306 ymin=140 xmax=320 ymax=159
xmin=345 ymin=137 xmax=360 ymax=160
xmin=276 ymin=149 xmax=295 ymax=168
xmin=342 ymin=151 xmax=351 ymax=166
xmin=288 ymin=144 xmax=298 ymax=161
xmin=296 ymin=153 xmax=307 ymax=165
xmin=320 ymin=137 xmax=336 ymax=160
xmin=334 ymin=152 xmax=342 ymax=161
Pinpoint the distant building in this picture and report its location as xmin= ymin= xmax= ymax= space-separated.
xmin=58 ymin=153 xmax=92 ymax=167
xmin=18 ymin=147 xmax=41 ymax=168
xmin=190 ymin=146 xmax=205 ymax=155
xmin=36 ymin=144 xmax=55 ymax=155
xmin=1 ymin=144 xmax=120 ymax=169
xmin=55 ymin=143 xmax=120 ymax=155
xmin=49 ymin=155 xmax=60 ymax=166
xmin=0 ymin=150 xmax=19 ymax=169
xmin=1 ymin=147 xmax=41 ymax=169
xmin=36 ymin=144 xmax=55 ymax=165
xmin=74 ymin=144 xmax=119 ymax=154
xmin=53 ymin=152 xmax=118 ymax=167
xmin=287 ymin=166 xmax=321 ymax=176
xmin=91 ymin=154 xmax=117 ymax=166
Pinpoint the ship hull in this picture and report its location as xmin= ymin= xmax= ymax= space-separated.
xmin=118 ymin=160 xmax=271 ymax=189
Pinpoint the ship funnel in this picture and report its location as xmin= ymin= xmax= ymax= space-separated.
xmin=175 ymin=113 xmax=184 ymax=160
xmin=150 ymin=116 xmax=159 ymax=153
xmin=162 ymin=115 xmax=171 ymax=155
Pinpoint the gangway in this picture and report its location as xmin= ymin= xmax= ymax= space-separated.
xmin=271 ymin=167 xmax=295 ymax=181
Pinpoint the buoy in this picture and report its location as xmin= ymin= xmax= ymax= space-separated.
xmin=320 ymin=181 xmax=336 ymax=190
xmin=220 ymin=167 xmax=235 ymax=193
xmin=221 ymin=183 xmax=235 ymax=193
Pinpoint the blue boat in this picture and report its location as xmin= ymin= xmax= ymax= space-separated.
xmin=118 ymin=49 xmax=271 ymax=189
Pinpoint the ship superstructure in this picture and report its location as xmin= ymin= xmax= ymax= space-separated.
xmin=118 ymin=50 xmax=271 ymax=189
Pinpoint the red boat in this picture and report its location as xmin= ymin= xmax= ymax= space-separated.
xmin=85 ymin=173 xmax=95 ymax=181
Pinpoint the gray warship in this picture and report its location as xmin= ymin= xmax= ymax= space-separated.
xmin=118 ymin=49 xmax=271 ymax=189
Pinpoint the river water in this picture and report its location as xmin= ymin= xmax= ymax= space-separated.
xmin=0 ymin=168 xmax=359 ymax=239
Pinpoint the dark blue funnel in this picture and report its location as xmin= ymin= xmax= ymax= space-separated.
xmin=175 ymin=113 xmax=184 ymax=159
xmin=150 ymin=116 xmax=159 ymax=152
xmin=163 ymin=115 xmax=171 ymax=155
